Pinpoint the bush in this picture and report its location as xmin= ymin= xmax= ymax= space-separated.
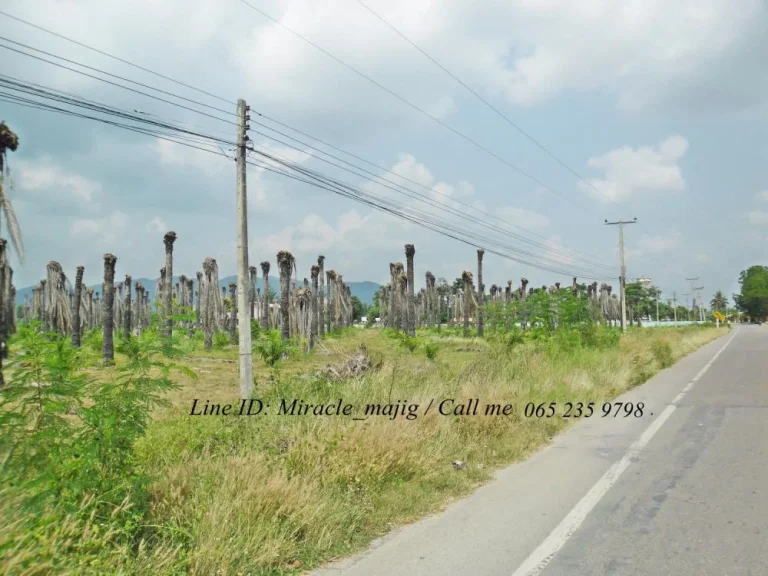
xmin=213 ymin=331 xmax=230 ymax=349
xmin=424 ymin=341 xmax=440 ymax=360
xmin=253 ymin=329 xmax=295 ymax=366
xmin=651 ymin=339 xmax=673 ymax=368
xmin=250 ymin=319 xmax=261 ymax=340
xmin=0 ymin=322 xmax=191 ymax=572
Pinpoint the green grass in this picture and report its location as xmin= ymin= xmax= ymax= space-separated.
xmin=1 ymin=323 xmax=727 ymax=575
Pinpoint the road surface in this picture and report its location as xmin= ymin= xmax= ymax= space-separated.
xmin=312 ymin=325 xmax=767 ymax=576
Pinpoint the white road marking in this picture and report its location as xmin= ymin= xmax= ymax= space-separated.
xmin=511 ymin=328 xmax=740 ymax=576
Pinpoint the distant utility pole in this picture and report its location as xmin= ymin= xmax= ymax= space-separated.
xmin=605 ymin=217 xmax=637 ymax=332
xmin=694 ymin=286 xmax=705 ymax=321
xmin=672 ymin=291 xmax=678 ymax=323
xmin=683 ymin=293 xmax=691 ymax=319
xmin=685 ymin=276 xmax=699 ymax=321
xmin=656 ymin=289 xmax=660 ymax=323
xmin=236 ymin=99 xmax=254 ymax=400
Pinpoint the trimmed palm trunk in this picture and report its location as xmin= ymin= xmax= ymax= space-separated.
xmin=405 ymin=244 xmax=416 ymax=336
xmin=102 ymin=253 xmax=117 ymax=364
xmin=72 ymin=265 xmax=85 ymax=346
xmin=318 ymin=255 xmax=325 ymax=338
xmin=248 ymin=266 xmax=257 ymax=320
xmin=123 ymin=275 xmax=132 ymax=339
xmin=277 ymin=251 xmax=294 ymax=341
xmin=462 ymin=271 xmax=473 ymax=337
xmin=229 ymin=282 xmax=238 ymax=343
xmin=388 ymin=263 xmax=396 ymax=328
xmin=260 ymin=261 xmax=270 ymax=329
xmin=163 ymin=231 xmax=176 ymax=342
xmin=195 ymin=271 xmax=202 ymax=323
xmin=477 ymin=249 xmax=485 ymax=336
xmin=327 ymin=270 xmax=336 ymax=333
xmin=309 ymin=264 xmax=319 ymax=350
xmin=201 ymin=258 xmax=223 ymax=350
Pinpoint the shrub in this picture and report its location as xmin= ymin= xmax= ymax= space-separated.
xmin=253 ymin=329 xmax=295 ymax=366
xmin=651 ymin=339 xmax=673 ymax=368
xmin=213 ymin=330 xmax=230 ymax=349
xmin=424 ymin=341 xmax=440 ymax=360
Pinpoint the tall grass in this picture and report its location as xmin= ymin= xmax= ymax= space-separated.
xmin=0 ymin=318 xmax=726 ymax=575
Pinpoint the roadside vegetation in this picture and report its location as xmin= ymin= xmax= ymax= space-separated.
xmin=1 ymin=312 xmax=727 ymax=575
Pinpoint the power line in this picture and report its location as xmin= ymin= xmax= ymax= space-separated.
xmin=248 ymin=126 xmax=614 ymax=271
xmin=0 ymin=14 xmax=608 ymax=264
xmin=234 ymin=0 xmax=600 ymax=216
xmin=0 ymin=41 xmax=237 ymax=126
xmin=7 ymin=80 xmax=610 ymax=279
xmin=352 ymin=0 xmax=609 ymax=201
xmin=0 ymin=9 xmax=235 ymax=106
xmin=248 ymin=118 xmax=613 ymax=268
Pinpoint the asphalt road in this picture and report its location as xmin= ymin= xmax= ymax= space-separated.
xmin=312 ymin=325 xmax=767 ymax=576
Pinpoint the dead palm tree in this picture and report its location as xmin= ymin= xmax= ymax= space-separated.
xmin=248 ymin=265 xmax=258 ymax=320
xmin=310 ymin=264 xmax=319 ymax=350
xmin=71 ymin=266 xmax=85 ymax=346
xmin=102 ymin=253 xmax=117 ymax=364
xmin=46 ymin=261 xmax=71 ymax=334
xmin=124 ymin=275 xmax=132 ymax=339
xmin=201 ymin=258 xmax=223 ymax=350
xmin=0 ymin=122 xmax=23 ymax=265
xmin=476 ymin=249 xmax=485 ymax=336
xmin=317 ymin=255 xmax=325 ymax=337
xmin=277 ymin=250 xmax=294 ymax=341
xmin=326 ymin=270 xmax=336 ymax=332
xmin=195 ymin=271 xmax=203 ymax=323
xmin=228 ymin=282 xmax=237 ymax=343
xmin=260 ymin=261 xmax=270 ymax=329
xmin=405 ymin=244 xmax=416 ymax=336
xmin=462 ymin=271 xmax=473 ymax=337
xmin=163 ymin=231 xmax=177 ymax=342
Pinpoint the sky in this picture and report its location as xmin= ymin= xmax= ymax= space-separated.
xmin=3 ymin=0 xmax=768 ymax=307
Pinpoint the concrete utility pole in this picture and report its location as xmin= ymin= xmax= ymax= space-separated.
xmin=685 ymin=276 xmax=699 ymax=321
xmin=672 ymin=291 xmax=678 ymax=323
xmin=694 ymin=286 xmax=705 ymax=321
xmin=236 ymin=99 xmax=254 ymax=400
xmin=605 ymin=218 xmax=637 ymax=332
xmin=683 ymin=293 xmax=691 ymax=320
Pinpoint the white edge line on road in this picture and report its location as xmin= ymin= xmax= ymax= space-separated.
xmin=511 ymin=328 xmax=740 ymax=576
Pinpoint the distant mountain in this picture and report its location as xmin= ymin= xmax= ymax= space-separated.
xmin=16 ymin=276 xmax=380 ymax=306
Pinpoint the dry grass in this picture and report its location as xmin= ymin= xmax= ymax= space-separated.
xmin=127 ymin=324 xmax=727 ymax=575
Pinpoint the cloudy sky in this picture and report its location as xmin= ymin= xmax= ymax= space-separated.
xmin=3 ymin=0 xmax=768 ymax=306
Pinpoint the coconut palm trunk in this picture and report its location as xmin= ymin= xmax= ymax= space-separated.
xmin=260 ymin=261 xmax=270 ymax=330
xmin=476 ymin=249 xmax=485 ymax=336
xmin=318 ymin=255 xmax=325 ymax=338
xmin=388 ymin=263 xmax=396 ymax=328
xmin=248 ymin=266 xmax=257 ymax=320
xmin=327 ymin=270 xmax=335 ymax=333
xmin=462 ymin=271 xmax=473 ymax=337
xmin=102 ymin=253 xmax=117 ymax=364
xmin=277 ymin=251 xmax=293 ymax=341
xmin=310 ymin=264 xmax=319 ymax=350
xmin=404 ymin=244 xmax=416 ymax=336
xmin=163 ymin=231 xmax=176 ymax=342
xmin=123 ymin=275 xmax=132 ymax=339
xmin=229 ymin=282 xmax=237 ymax=343
xmin=71 ymin=265 xmax=85 ymax=346
xmin=201 ymin=258 xmax=222 ymax=350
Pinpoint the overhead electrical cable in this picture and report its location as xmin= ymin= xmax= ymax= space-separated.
xmin=234 ymin=0 xmax=600 ymax=216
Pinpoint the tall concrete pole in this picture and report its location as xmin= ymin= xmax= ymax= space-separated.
xmin=236 ymin=99 xmax=253 ymax=400
xmin=605 ymin=218 xmax=636 ymax=332
xmin=685 ymin=276 xmax=699 ymax=321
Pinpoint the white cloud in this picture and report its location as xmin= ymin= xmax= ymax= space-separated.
xmin=747 ymin=210 xmax=768 ymax=225
xmin=70 ymin=211 xmax=130 ymax=247
xmin=580 ymin=135 xmax=688 ymax=202
xmin=497 ymin=207 xmax=551 ymax=230
xmin=15 ymin=156 xmax=102 ymax=202
xmin=754 ymin=190 xmax=768 ymax=203
xmin=145 ymin=217 xmax=168 ymax=234
xmin=626 ymin=232 xmax=683 ymax=260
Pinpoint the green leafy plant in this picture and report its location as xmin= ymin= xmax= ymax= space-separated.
xmin=424 ymin=341 xmax=440 ymax=360
xmin=213 ymin=331 xmax=230 ymax=349
xmin=253 ymin=329 xmax=295 ymax=367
